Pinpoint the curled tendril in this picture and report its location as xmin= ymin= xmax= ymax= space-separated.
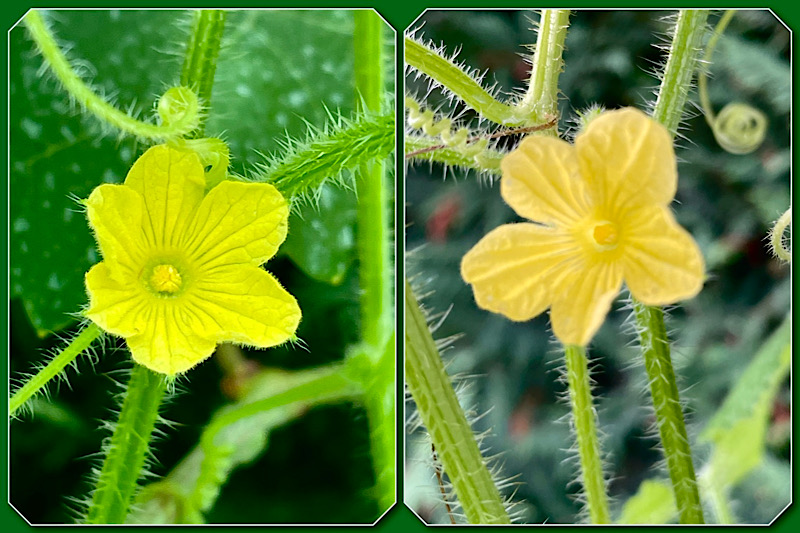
xmin=769 ymin=207 xmax=791 ymax=263
xmin=710 ymin=102 xmax=768 ymax=155
xmin=157 ymin=86 xmax=201 ymax=129
xmin=698 ymin=10 xmax=769 ymax=155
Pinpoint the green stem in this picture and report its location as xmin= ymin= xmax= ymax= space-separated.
xmin=86 ymin=365 xmax=168 ymax=524
xmin=405 ymin=37 xmax=523 ymax=126
xmin=564 ymin=345 xmax=611 ymax=524
xmin=518 ymin=9 xmax=571 ymax=131
xmin=179 ymin=9 xmax=226 ymax=137
xmin=632 ymin=302 xmax=704 ymax=524
xmin=406 ymin=280 xmax=509 ymax=524
xmin=637 ymin=9 xmax=710 ymax=525
xmin=652 ymin=9 xmax=710 ymax=136
xmin=254 ymin=112 xmax=394 ymax=200
xmin=770 ymin=207 xmax=791 ymax=262
xmin=24 ymin=10 xmax=199 ymax=141
xmin=405 ymin=135 xmax=504 ymax=172
xmin=353 ymin=11 xmax=395 ymax=512
xmin=9 ymin=323 xmax=103 ymax=417
xmin=353 ymin=10 xmax=390 ymax=351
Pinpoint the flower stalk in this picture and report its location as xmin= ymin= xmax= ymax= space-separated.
xmin=564 ymin=345 xmax=611 ymax=524
xmin=406 ymin=280 xmax=510 ymax=524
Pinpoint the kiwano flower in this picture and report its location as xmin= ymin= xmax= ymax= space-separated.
xmin=461 ymin=108 xmax=704 ymax=346
xmin=84 ymin=145 xmax=301 ymax=375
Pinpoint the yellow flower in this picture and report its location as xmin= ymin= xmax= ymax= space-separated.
xmin=84 ymin=145 xmax=301 ymax=375
xmin=461 ymin=108 xmax=705 ymax=346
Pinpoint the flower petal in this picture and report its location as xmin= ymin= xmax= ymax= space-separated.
xmin=86 ymin=184 xmax=148 ymax=270
xmin=183 ymin=181 xmax=289 ymax=269
xmin=85 ymin=262 xmax=147 ymax=337
xmin=576 ymin=107 xmax=677 ymax=213
xmin=126 ymin=302 xmax=217 ymax=376
xmin=187 ymin=265 xmax=301 ymax=347
xmin=123 ymin=145 xmax=206 ymax=249
xmin=621 ymin=205 xmax=705 ymax=305
xmin=549 ymin=261 xmax=623 ymax=346
xmin=501 ymin=136 xmax=591 ymax=225
xmin=461 ymin=223 xmax=580 ymax=321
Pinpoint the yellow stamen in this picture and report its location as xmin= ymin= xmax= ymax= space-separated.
xmin=592 ymin=222 xmax=619 ymax=250
xmin=150 ymin=264 xmax=182 ymax=293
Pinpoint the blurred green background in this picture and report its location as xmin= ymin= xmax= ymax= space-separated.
xmin=405 ymin=10 xmax=790 ymax=524
xmin=9 ymin=9 xmax=393 ymax=524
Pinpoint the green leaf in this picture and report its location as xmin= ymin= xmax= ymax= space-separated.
xmin=10 ymin=11 xmax=184 ymax=334
xmin=207 ymin=10 xmax=354 ymax=172
xmin=700 ymin=315 xmax=790 ymax=489
xmin=282 ymin=184 xmax=357 ymax=285
xmin=617 ymin=479 xmax=676 ymax=524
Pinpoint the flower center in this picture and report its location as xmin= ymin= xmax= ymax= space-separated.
xmin=591 ymin=221 xmax=619 ymax=251
xmin=150 ymin=264 xmax=182 ymax=294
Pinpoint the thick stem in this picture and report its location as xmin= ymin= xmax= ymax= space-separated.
xmin=518 ymin=9 xmax=571 ymax=131
xmin=353 ymin=11 xmax=395 ymax=512
xmin=406 ymin=281 xmax=510 ymax=524
xmin=9 ymin=323 xmax=103 ymax=417
xmin=564 ymin=345 xmax=611 ymax=524
xmin=85 ymin=365 xmax=168 ymax=523
xmin=405 ymin=37 xmax=523 ymax=126
xmin=632 ymin=302 xmax=704 ymax=524
xmin=24 ymin=10 xmax=199 ymax=141
xmin=353 ymin=10 xmax=391 ymax=351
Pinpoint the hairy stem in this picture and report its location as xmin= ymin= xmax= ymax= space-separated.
xmin=179 ymin=9 xmax=226 ymax=137
xmin=652 ymin=9 xmax=710 ymax=135
xmin=86 ymin=365 xmax=168 ymax=523
xmin=405 ymin=37 xmax=523 ymax=126
xmin=518 ymin=9 xmax=571 ymax=131
xmin=637 ymin=9 xmax=710 ymax=525
xmin=564 ymin=345 xmax=611 ymax=524
xmin=354 ymin=10 xmax=391 ymax=350
xmin=406 ymin=280 xmax=510 ymax=524
xmin=24 ymin=10 xmax=199 ymax=140
xmin=9 ymin=323 xmax=103 ymax=417
xmin=353 ymin=11 xmax=395 ymax=512
xmin=254 ymin=112 xmax=394 ymax=200
xmin=632 ymin=302 xmax=704 ymax=524
xmin=770 ymin=207 xmax=791 ymax=262
xmin=405 ymin=135 xmax=504 ymax=173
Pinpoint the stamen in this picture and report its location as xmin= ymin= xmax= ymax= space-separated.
xmin=150 ymin=264 xmax=182 ymax=293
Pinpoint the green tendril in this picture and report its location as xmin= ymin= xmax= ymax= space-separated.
xmin=24 ymin=10 xmax=200 ymax=141
xmin=9 ymin=322 xmax=103 ymax=418
xmin=769 ymin=207 xmax=791 ymax=262
xmin=698 ymin=10 xmax=767 ymax=154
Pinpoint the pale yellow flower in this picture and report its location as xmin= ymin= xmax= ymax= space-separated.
xmin=85 ymin=145 xmax=301 ymax=375
xmin=461 ymin=108 xmax=705 ymax=346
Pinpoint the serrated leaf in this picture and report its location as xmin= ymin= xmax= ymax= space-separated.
xmin=9 ymin=11 xmax=184 ymax=334
xmin=282 ymin=184 xmax=357 ymax=285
